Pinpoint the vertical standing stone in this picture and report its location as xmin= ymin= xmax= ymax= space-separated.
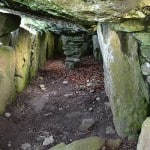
xmin=12 ymin=28 xmax=32 ymax=92
xmin=0 ymin=46 xmax=16 ymax=114
xmin=46 ymin=31 xmax=55 ymax=59
xmin=38 ymin=31 xmax=47 ymax=68
xmin=29 ymin=31 xmax=40 ymax=79
xmin=97 ymin=23 xmax=149 ymax=137
xmin=92 ymin=35 xmax=102 ymax=62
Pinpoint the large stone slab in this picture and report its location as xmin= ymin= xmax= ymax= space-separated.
xmin=97 ymin=23 xmax=149 ymax=137
xmin=38 ymin=31 xmax=48 ymax=68
xmin=12 ymin=27 xmax=54 ymax=92
xmin=110 ymin=20 xmax=145 ymax=32
xmin=12 ymin=28 xmax=32 ymax=92
xmin=0 ymin=12 xmax=21 ymax=36
xmin=0 ymin=46 xmax=16 ymax=114
xmin=137 ymin=117 xmax=150 ymax=150
xmin=46 ymin=32 xmax=55 ymax=59
xmin=50 ymin=137 xmax=105 ymax=150
xmin=2 ymin=0 xmax=150 ymax=23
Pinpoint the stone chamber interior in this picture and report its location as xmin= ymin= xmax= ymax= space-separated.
xmin=0 ymin=1 xmax=150 ymax=149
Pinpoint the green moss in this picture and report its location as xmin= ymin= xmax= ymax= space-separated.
xmin=0 ymin=46 xmax=16 ymax=114
xmin=109 ymin=19 xmax=145 ymax=32
xmin=134 ymin=33 xmax=150 ymax=45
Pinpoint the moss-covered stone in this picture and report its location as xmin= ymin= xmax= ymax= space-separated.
xmin=110 ymin=20 xmax=145 ymax=32
xmin=2 ymin=0 xmax=149 ymax=24
xmin=46 ymin=32 xmax=55 ymax=59
xmin=12 ymin=28 xmax=32 ymax=93
xmin=0 ymin=46 xmax=16 ymax=114
xmin=29 ymin=31 xmax=40 ymax=79
xmin=97 ymin=23 xmax=149 ymax=137
xmin=49 ymin=137 xmax=105 ymax=150
xmin=140 ymin=45 xmax=150 ymax=62
xmin=38 ymin=31 xmax=47 ymax=68
xmin=11 ymin=25 xmax=56 ymax=92
xmin=133 ymin=33 xmax=150 ymax=45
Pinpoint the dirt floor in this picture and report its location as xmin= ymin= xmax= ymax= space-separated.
xmin=0 ymin=56 xmax=137 ymax=150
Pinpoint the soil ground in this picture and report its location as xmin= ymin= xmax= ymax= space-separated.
xmin=0 ymin=56 xmax=137 ymax=150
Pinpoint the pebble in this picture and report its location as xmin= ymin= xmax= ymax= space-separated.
xmin=90 ymin=89 xmax=95 ymax=93
xmin=63 ymin=80 xmax=68 ymax=85
xmin=43 ymin=135 xmax=54 ymax=146
xmin=38 ymin=76 xmax=43 ymax=81
xmin=79 ymin=118 xmax=96 ymax=131
xmin=8 ymin=141 xmax=11 ymax=147
xmin=5 ymin=112 xmax=11 ymax=118
xmin=86 ymin=80 xmax=90 ymax=83
xmin=86 ymin=83 xmax=92 ymax=87
xmin=69 ymin=139 xmax=73 ymax=142
xmin=106 ymin=126 xmax=115 ymax=135
xmin=44 ymin=112 xmax=52 ymax=116
xmin=21 ymin=143 xmax=31 ymax=150
xmin=58 ymin=108 xmax=63 ymax=111
xmin=64 ymin=93 xmax=73 ymax=97
xmin=96 ymin=97 xmax=101 ymax=101
xmin=79 ymin=85 xmax=86 ymax=90
xmin=75 ymin=91 xmax=79 ymax=94
xmin=89 ymin=107 xmax=93 ymax=111
xmin=39 ymin=85 xmax=46 ymax=91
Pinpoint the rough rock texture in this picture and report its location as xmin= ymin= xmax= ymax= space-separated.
xmin=92 ymin=35 xmax=102 ymax=62
xmin=137 ymin=117 xmax=150 ymax=150
xmin=0 ymin=33 xmax=11 ymax=46
xmin=0 ymin=12 xmax=21 ymax=36
xmin=12 ymin=28 xmax=32 ymax=92
xmin=50 ymin=137 xmax=105 ymax=150
xmin=0 ymin=0 xmax=149 ymax=143
xmin=134 ymin=33 xmax=150 ymax=45
xmin=38 ymin=31 xmax=48 ymax=68
xmin=109 ymin=20 xmax=145 ymax=32
xmin=46 ymin=32 xmax=55 ymax=59
xmin=97 ymin=23 xmax=149 ymax=137
xmin=12 ymin=26 xmax=55 ymax=92
xmin=0 ymin=46 xmax=16 ymax=114
xmin=140 ymin=45 xmax=150 ymax=62
xmin=1 ymin=0 xmax=150 ymax=24
xmin=61 ymin=34 xmax=90 ymax=69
